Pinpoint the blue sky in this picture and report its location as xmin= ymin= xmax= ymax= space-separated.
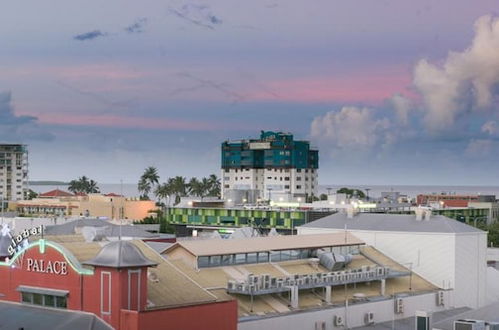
xmin=1 ymin=0 xmax=499 ymax=185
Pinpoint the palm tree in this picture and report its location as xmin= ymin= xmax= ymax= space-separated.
xmin=68 ymin=176 xmax=100 ymax=194
xmin=207 ymin=174 xmax=221 ymax=197
xmin=170 ymin=176 xmax=187 ymax=205
xmin=155 ymin=182 xmax=173 ymax=207
xmin=200 ymin=177 xmax=211 ymax=200
xmin=88 ymin=179 xmax=100 ymax=193
xmin=138 ymin=166 xmax=159 ymax=200
xmin=188 ymin=177 xmax=204 ymax=198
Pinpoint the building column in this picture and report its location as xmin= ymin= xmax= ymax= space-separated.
xmin=325 ymin=286 xmax=332 ymax=304
xmin=290 ymin=286 xmax=299 ymax=309
xmin=380 ymin=279 xmax=386 ymax=296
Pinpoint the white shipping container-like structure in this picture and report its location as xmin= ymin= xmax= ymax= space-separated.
xmin=298 ymin=212 xmax=487 ymax=309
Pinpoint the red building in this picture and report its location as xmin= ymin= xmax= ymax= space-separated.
xmin=0 ymin=235 xmax=237 ymax=330
xmin=416 ymin=193 xmax=480 ymax=207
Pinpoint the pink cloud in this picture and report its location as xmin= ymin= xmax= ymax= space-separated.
xmin=37 ymin=113 xmax=216 ymax=131
xmin=248 ymin=66 xmax=415 ymax=103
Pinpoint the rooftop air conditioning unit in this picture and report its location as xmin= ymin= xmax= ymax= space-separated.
xmin=436 ymin=291 xmax=444 ymax=306
xmin=334 ymin=315 xmax=344 ymax=327
xmin=377 ymin=267 xmax=385 ymax=277
xmin=453 ymin=319 xmax=486 ymax=330
xmin=395 ymin=298 xmax=404 ymax=314
xmin=227 ymin=280 xmax=236 ymax=291
xmin=365 ymin=312 xmax=374 ymax=324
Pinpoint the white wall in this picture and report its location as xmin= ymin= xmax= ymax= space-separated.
xmin=298 ymin=227 xmax=486 ymax=308
xmin=454 ymin=233 xmax=487 ymax=308
xmin=238 ymin=291 xmax=452 ymax=330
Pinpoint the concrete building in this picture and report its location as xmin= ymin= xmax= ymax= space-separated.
xmin=13 ymin=189 xmax=157 ymax=220
xmin=0 ymin=144 xmax=28 ymax=202
xmin=299 ymin=212 xmax=487 ymax=309
xmin=221 ymin=131 xmax=318 ymax=201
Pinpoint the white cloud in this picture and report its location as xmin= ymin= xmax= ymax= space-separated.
xmin=465 ymin=139 xmax=498 ymax=157
xmin=413 ymin=15 xmax=499 ymax=132
xmin=482 ymin=120 xmax=499 ymax=136
xmin=310 ymin=106 xmax=391 ymax=149
xmin=389 ymin=93 xmax=412 ymax=126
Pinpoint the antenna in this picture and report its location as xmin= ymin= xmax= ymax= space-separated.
xmin=119 ymin=179 xmax=123 ymax=241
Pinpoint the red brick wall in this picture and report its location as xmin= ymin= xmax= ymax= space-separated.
xmin=120 ymin=300 xmax=238 ymax=330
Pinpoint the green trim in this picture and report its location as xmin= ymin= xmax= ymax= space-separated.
xmin=0 ymin=239 xmax=94 ymax=275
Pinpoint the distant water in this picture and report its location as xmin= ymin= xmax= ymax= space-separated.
xmin=29 ymin=183 xmax=499 ymax=199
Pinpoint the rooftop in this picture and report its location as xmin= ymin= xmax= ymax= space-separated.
xmin=164 ymin=232 xmax=364 ymax=257
xmin=0 ymin=300 xmax=112 ymax=330
xmin=83 ymin=240 xmax=158 ymax=269
xmin=45 ymin=235 xmax=222 ymax=308
xmin=300 ymin=212 xmax=484 ymax=234
xmin=44 ymin=218 xmax=159 ymax=238
xmin=432 ymin=300 xmax=499 ymax=330
xmin=39 ymin=189 xmax=74 ymax=197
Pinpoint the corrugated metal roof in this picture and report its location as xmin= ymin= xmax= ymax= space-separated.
xmin=300 ymin=212 xmax=484 ymax=234
xmin=44 ymin=219 xmax=159 ymax=238
xmin=164 ymin=232 xmax=364 ymax=257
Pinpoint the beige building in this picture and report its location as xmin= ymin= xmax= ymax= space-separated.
xmin=13 ymin=189 xmax=156 ymax=220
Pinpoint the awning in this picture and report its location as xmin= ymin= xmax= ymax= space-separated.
xmin=16 ymin=286 xmax=69 ymax=297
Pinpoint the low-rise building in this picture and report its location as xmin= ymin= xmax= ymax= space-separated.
xmin=13 ymin=189 xmax=156 ymax=220
xmin=299 ymin=212 xmax=487 ymax=309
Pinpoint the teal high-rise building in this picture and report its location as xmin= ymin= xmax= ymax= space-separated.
xmin=221 ymin=131 xmax=318 ymax=201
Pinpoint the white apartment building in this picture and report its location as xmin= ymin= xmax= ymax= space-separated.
xmin=221 ymin=131 xmax=319 ymax=202
xmin=0 ymin=144 xmax=28 ymax=201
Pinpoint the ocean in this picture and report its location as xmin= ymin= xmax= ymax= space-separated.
xmin=29 ymin=183 xmax=499 ymax=199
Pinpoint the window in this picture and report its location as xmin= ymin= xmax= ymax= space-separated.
xmin=20 ymin=292 xmax=67 ymax=309
xmin=296 ymin=177 xmax=302 ymax=181
xmin=198 ymin=256 xmax=210 ymax=267
xmin=284 ymin=185 xmax=289 ymax=189
xmin=284 ymin=177 xmax=290 ymax=181
xmin=297 ymin=169 xmax=302 ymax=173
xmin=296 ymin=185 xmax=302 ymax=189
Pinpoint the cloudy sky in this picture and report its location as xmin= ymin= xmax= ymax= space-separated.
xmin=2 ymin=0 xmax=499 ymax=185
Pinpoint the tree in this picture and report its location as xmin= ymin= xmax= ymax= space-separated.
xmin=138 ymin=166 xmax=159 ymax=200
xmin=207 ymin=174 xmax=221 ymax=197
xmin=188 ymin=177 xmax=203 ymax=197
xmin=155 ymin=182 xmax=173 ymax=207
xmin=68 ymin=176 xmax=100 ymax=194
xmin=170 ymin=176 xmax=187 ymax=204
xmin=319 ymin=193 xmax=328 ymax=201
xmin=336 ymin=187 xmax=366 ymax=199
xmin=26 ymin=189 xmax=38 ymax=200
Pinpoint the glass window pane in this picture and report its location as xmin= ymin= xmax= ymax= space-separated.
xmin=210 ymin=255 xmax=221 ymax=266
xmin=280 ymin=250 xmax=291 ymax=261
xmin=198 ymin=256 xmax=210 ymax=267
xmin=21 ymin=292 xmax=32 ymax=303
xmin=258 ymin=252 xmax=269 ymax=263
xmin=56 ymin=296 xmax=67 ymax=308
xmin=221 ymin=254 xmax=233 ymax=265
xmin=270 ymin=251 xmax=281 ymax=262
xmin=33 ymin=293 xmax=43 ymax=305
xmin=44 ymin=295 xmax=55 ymax=307
xmin=246 ymin=253 xmax=257 ymax=264
xmin=235 ymin=254 xmax=246 ymax=264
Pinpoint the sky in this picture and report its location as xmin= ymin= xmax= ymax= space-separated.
xmin=2 ymin=0 xmax=499 ymax=185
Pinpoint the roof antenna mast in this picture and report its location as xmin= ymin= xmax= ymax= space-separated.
xmin=119 ymin=179 xmax=123 ymax=241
